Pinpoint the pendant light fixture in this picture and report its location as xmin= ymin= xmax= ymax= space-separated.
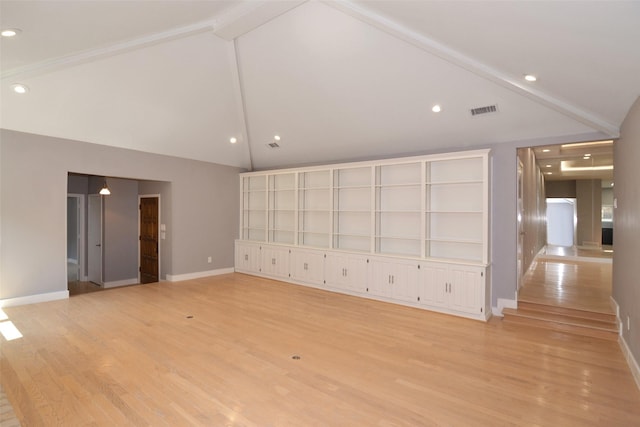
xmin=99 ymin=178 xmax=111 ymax=195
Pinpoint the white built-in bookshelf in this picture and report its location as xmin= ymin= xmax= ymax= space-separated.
xmin=236 ymin=149 xmax=490 ymax=321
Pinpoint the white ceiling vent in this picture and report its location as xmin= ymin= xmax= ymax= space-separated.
xmin=267 ymin=142 xmax=280 ymax=148
xmin=470 ymin=104 xmax=498 ymax=116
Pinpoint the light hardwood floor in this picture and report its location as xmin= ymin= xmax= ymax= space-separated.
xmin=518 ymin=252 xmax=614 ymax=314
xmin=2 ymin=273 xmax=639 ymax=426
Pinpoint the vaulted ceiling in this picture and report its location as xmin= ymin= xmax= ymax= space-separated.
xmin=1 ymin=1 xmax=639 ymax=171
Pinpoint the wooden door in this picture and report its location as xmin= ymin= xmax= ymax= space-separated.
xmin=139 ymin=197 xmax=159 ymax=284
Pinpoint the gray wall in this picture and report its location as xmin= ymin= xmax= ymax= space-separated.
xmin=489 ymin=143 xmax=518 ymax=303
xmin=0 ymin=127 xmax=612 ymax=310
xmin=546 ymin=180 xmax=577 ymax=198
xmin=0 ymin=129 xmax=241 ymax=300
xmin=68 ymin=174 xmax=89 ymax=194
xmin=103 ymin=178 xmax=139 ymax=283
xmin=576 ymin=179 xmax=602 ymax=246
xmin=67 ymin=197 xmax=78 ymax=261
xmin=613 ymin=96 xmax=640 ymax=365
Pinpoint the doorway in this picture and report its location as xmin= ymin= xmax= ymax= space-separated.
xmin=139 ymin=195 xmax=160 ymax=284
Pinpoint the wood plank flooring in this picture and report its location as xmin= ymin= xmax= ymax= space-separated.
xmin=2 ymin=273 xmax=639 ymax=426
xmin=517 ymin=257 xmax=614 ymax=314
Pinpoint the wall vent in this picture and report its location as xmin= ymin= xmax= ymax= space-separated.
xmin=470 ymin=104 xmax=498 ymax=116
xmin=267 ymin=142 xmax=280 ymax=148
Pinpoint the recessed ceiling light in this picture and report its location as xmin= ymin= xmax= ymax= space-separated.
xmin=431 ymin=104 xmax=442 ymax=113
xmin=611 ymin=182 xmax=614 ymax=187
xmin=583 ymin=156 xmax=590 ymax=160
xmin=274 ymin=135 xmax=281 ymax=141
xmin=542 ymin=149 xmax=550 ymax=153
xmin=11 ymin=84 xmax=29 ymax=94
xmin=1 ymin=28 xmax=20 ymax=38
xmin=545 ymin=172 xmax=553 ymax=175
xmin=545 ymin=164 xmax=551 ymax=168
xmin=230 ymin=137 xmax=237 ymax=144
xmin=524 ymin=74 xmax=537 ymax=82
xmin=584 ymin=153 xmax=591 ymax=157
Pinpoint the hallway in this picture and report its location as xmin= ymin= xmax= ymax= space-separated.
xmin=504 ymin=246 xmax=617 ymax=340
xmin=518 ymin=246 xmax=614 ymax=314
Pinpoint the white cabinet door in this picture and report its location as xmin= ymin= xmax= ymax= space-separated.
xmin=418 ymin=262 xmax=448 ymax=308
xmin=290 ymin=248 xmax=324 ymax=286
xmin=449 ymin=265 xmax=485 ymax=316
xmin=369 ymin=257 xmax=420 ymax=301
xmin=391 ymin=260 xmax=421 ymax=303
xmin=369 ymin=258 xmax=393 ymax=297
xmin=324 ymin=253 xmax=368 ymax=293
xmin=419 ymin=262 xmax=485 ymax=316
xmin=235 ymin=241 xmax=261 ymax=274
xmin=261 ymin=245 xmax=290 ymax=279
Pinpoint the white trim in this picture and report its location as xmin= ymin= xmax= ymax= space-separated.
xmin=103 ymin=278 xmax=139 ymax=289
xmin=611 ymin=296 xmax=621 ymax=325
xmin=492 ymin=297 xmax=518 ymax=317
xmin=166 ymin=268 xmax=235 ymax=282
xmin=67 ymin=258 xmax=78 ymax=264
xmin=0 ymin=290 xmax=69 ymax=308
xmin=619 ymin=335 xmax=640 ymax=391
xmin=138 ymin=194 xmax=161 ymax=283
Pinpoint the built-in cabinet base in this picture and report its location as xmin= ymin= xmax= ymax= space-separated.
xmin=236 ymin=241 xmax=490 ymax=321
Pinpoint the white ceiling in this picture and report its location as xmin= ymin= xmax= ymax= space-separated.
xmin=1 ymin=0 xmax=639 ymax=170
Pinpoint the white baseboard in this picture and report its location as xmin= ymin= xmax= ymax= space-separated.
xmin=619 ymin=335 xmax=640 ymax=391
xmin=0 ymin=290 xmax=69 ymax=308
xmin=492 ymin=297 xmax=518 ymax=317
xmin=611 ymin=296 xmax=622 ymax=333
xmin=103 ymin=278 xmax=139 ymax=289
xmin=166 ymin=267 xmax=235 ymax=282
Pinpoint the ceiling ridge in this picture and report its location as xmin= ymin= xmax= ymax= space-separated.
xmin=323 ymin=0 xmax=620 ymax=138
xmin=0 ymin=1 xmax=308 ymax=82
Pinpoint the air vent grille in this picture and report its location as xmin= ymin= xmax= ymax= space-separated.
xmin=267 ymin=142 xmax=280 ymax=148
xmin=470 ymin=105 xmax=498 ymax=116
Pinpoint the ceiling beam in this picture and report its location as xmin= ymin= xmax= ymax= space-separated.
xmin=1 ymin=19 xmax=217 ymax=81
xmin=324 ymin=0 xmax=620 ymax=138
xmin=228 ymin=40 xmax=254 ymax=171
xmin=213 ymin=0 xmax=308 ymax=41
xmin=0 ymin=0 xmax=307 ymax=82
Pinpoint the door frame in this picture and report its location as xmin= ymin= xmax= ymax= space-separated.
xmin=138 ymin=194 xmax=161 ymax=283
xmin=67 ymin=193 xmax=86 ymax=281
